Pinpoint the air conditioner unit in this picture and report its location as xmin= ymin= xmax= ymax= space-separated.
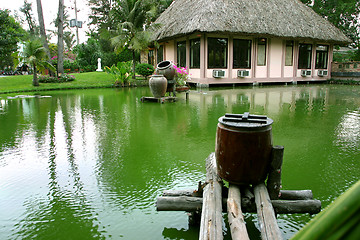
xmin=237 ymin=70 xmax=250 ymax=78
xmin=301 ymin=70 xmax=311 ymax=77
xmin=213 ymin=70 xmax=225 ymax=78
xmin=318 ymin=70 xmax=328 ymax=77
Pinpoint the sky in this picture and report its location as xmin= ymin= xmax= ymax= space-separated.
xmin=0 ymin=0 xmax=90 ymax=44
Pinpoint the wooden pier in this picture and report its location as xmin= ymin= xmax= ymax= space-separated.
xmin=140 ymin=96 xmax=177 ymax=103
xmin=156 ymin=148 xmax=321 ymax=240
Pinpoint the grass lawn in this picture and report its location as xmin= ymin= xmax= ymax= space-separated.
xmin=0 ymin=72 xmax=147 ymax=95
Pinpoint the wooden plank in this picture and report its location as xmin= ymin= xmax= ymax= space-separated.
xmin=267 ymin=146 xmax=284 ymax=200
xmin=254 ymin=183 xmax=283 ymax=240
xmin=227 ymin=184 xmax=249 ymax=240
xmin=140 ymin=96 xmax=177 ymax=103
xmin=272 ymin=200 xmax=321 ymax=215
xmin=199 ymin=153 xmax=223 ymax=240
xmin=162 ymin=189 xmax=313 ymax=200
xmin=279 ymin=190 xmax=313 ymax=200
xmin=156 ymin=196 xmax=202 ymax=211
xmin=156 ymin=196 xmax=320 ymax=214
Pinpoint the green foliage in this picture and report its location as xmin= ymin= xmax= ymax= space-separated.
xmin=74 ymin=37 xmax=102 ymax=68
xmin=301 ymin=0 xmax=360 ymax=60
xmin=117 ymin=47 xmax=139 ymax=63
xmin=0 ymin=9 xmax=25 ymax=69
xmin=22 ymin=38 xmax=56 ymax=86
xmin=291 ymin=180 xmax=360 ymax=240
xmin=135 ymin=63 xmax=154 ymax=78
xmin=104 ymin=61 xmax=133 ymax=85
xmin=19 ymin=0 xmax=39 ymax=36
xmin=38 ymin=74 xmax=75 ymax=83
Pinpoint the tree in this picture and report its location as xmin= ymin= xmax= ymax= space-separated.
xmin=22 ymin=38 xmax=55 ymax=86
xmin=301 ymin=0 xmax=360 ymax=60
xmin=57 ymin=0 xmax=65 ymax=74
xmin=36 ymin=0 xmax=54 ymax=76
xmin=20 ymin=0 xmax=38 ymax=36
xmin=111 ymin=0 xmax=156 ymax=78
xmin=64 ymin=31 xmax=76 ymax=51
xmin=88 ymin=0 xmax=115 ymax=33
xmin=0 ymin=9 xmax=25 ymax=69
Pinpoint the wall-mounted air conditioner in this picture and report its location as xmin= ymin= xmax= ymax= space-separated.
xmin=213 ymin=70 xmax=225 ymax=78
xmin=318 ymin=70 xmax=328 ymax=77
xmin=237 ymin=70 xmax=250 ymax=78
xmin=301 ymin=70 xmax=311 ymax=77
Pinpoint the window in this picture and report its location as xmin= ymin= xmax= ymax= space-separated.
xmin=257 ymin=38 xmax=267 ymax=66
xmin=354 ymin=63 xmax=358 ymax=69
xmin=177 ymin=41 xmax=186 ymax=67
xmin=148 ymin=50 xmax=155 ymax=65
xmin=285 ymin=41 xmax=294 ymax=66
xmin=233 ymin=39 xmax=252 ymax=69
xmin=208 ymin=38 xmax=228 ymax=68
xmin=190 ymin=38 xmax=200 ymax=68
xmin=298 ymin=44 xmax=312 ymax=69
xmin=157 ymin=45 xmax=164 ymax=64
xmin=315 ymin=45 xmax=328 ymax=69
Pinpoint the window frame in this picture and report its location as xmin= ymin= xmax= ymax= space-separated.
xmin=257 ymin=38 xmax=267 ymax=66
xmin=315 ymin=45 xmax=329 ymax=69
xmin=157 ymin=45 xmax=164 ymax=64
xmin=207 ymin=37 xmax=228 ymax=69
xmin=148 ymin=49 xmax=155 ymax=66
xmin=177 ymin=41 xmax=187 ymax=67
xmin=298 ymin=43 xmax=313 ymax=69
xmin=190 ymin=38 xmax=200 ymax=69
xmin=233 ymin=39 xmax=252 ymax=69
xmin=285 ymin=40 xmax=294 ymax=66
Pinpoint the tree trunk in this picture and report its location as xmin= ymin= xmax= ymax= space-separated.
xmin=36 ymin=0 xmax=54 ymax=76
xmin=32 ymin=65 xmax=39 ymax=86
xmin=132 ymin=50 xmax=136 ymax=79
xmin=57 ymin=0 xmax=64 ymax=75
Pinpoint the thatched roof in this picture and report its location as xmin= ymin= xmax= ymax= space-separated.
xmin=153 ymin=0 xmax=351 ymax=44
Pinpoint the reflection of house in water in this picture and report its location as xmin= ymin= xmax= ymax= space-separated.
xmin=146 ymin=0 xmax=350 ymax=86
xmin=189 ymin=86 xmax=330 ymax=115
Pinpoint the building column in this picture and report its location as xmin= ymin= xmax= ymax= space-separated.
xmin=228 ymin=36 xmax=233 ymax=79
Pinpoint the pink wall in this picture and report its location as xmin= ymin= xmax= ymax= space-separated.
xmin=155 ymin=35 xmax=333 ymax=84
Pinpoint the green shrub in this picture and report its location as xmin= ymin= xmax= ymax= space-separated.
xmin=135 ymin=63 xmax=154 ymax=78
xmin=38 ymin=74 xmax=75 ymax=83
xmin=104 ymin=61 xmax=133 ymax=86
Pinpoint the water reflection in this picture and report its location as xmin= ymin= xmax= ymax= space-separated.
xmin=0 ymin=85 xmax=359 ymax=239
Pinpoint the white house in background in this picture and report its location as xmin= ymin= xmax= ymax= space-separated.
xmin=144 ymin=0 xmax=351 ymax=86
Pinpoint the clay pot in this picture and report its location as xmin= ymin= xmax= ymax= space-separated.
xmin=156 ymin=60 xmax=176 ymax=80
xmin=149 ymin=75 xmax=167 ymax=98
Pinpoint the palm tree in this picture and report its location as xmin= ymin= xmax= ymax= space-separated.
xmin=111 ymin=0 xmax=155 ymax=78
xmin=57 ymin=0 xmax=65 ymax=75
xmin=36 ymin=0 xmax=54 ymax=76
xmin=22 ymin=38 xmax=55 ymax=86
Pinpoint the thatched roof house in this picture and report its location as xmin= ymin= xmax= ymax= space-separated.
xmin=153 ymin=0 xmax=350 ymax=44
xmin=146 ymin=0 xmax=351 ymax=85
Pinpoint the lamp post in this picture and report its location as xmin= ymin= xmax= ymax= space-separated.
xmin=70 ymin=0 xmax=82 ymax=45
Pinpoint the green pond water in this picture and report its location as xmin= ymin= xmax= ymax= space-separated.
xmin=0 ymin=84 xmax=359 ymax=239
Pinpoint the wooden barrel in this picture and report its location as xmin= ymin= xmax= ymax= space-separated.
xmin=215 ymin=113 xmax=273 ymax=184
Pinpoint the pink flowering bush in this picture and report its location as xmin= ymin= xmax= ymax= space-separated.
xmin=174 ymin=65 xmax=190 ymax=86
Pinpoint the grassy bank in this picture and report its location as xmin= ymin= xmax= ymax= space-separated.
xmin=0 ymin=72 xmax=147 ymax=94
